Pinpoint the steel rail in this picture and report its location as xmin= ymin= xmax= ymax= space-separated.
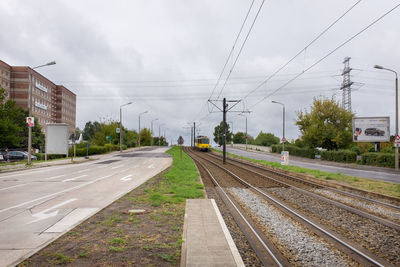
xmin=210 ymin=152 xmax=400 ymax=211
xmin=194 ymin=150 xmax=388 ymax=267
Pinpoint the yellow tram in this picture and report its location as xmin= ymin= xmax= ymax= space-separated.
xmin=194 ymin=136 xmax=210 ymax=152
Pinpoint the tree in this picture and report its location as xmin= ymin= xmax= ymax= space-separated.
xmin=296 ymin=97 xmax=353 ymax=150
xmin=153 ymin=136 xmax=168 ymax=146
xmin=213 ymin=121 xmax=231 ymax=146
xmin=233 ymin=132 xmax=246 ymax=144
xmin=82 ymin=121 xmax=101 ymax=141
xmin=91 ymin=121 xmax=120 ymax=146
xmin=139 ymin=128 xmax=152 ymax=146
xmin=255 ymin=132 xmax=280 ymax=146
xmin=0 ymin=87 xmax=44 ymax=149
xmin=124 ymin=129 xmax=138 ymax=147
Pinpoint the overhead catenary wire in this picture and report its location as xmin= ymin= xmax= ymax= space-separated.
xmin=215 ymin=0 xmax=266 ymax=101
xmin=248 ymin=2 xmax=400 ymax=109
xmin=242 ymin=0 xmax=363 ymax=101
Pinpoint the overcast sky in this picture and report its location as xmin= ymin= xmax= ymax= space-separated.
xmin=1 ymin=0 xmax=399 ymax=145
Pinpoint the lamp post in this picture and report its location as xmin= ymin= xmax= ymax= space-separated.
xmin=374 ymin=65 xmax=399 ymax=171
xmin=138 ymin=111 xmax=148 ymax=147
xmin=28 ymin=61 xmax=56 ymax=165
xmin=151 ymin=118 xmax=158 ymax=145
xmin=120 ymin=102 xmax=132 ymax=152
xmin=239 ymin=112 xmax=251 ymax=150
xmin=159 ymin=123 xmax=165 ymax=146
xmin=272 ymin=101 xmax=286 ymax=152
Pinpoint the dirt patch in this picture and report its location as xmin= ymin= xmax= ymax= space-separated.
xmin=19 ymin=169 xmax=184 ymax=266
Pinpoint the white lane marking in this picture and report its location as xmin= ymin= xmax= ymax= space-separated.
xmin=77 ymin=168 xmax=93 ymax=173
xmin=111 ymin=164 xmax=124 ymax=169
xmin=0 ymin=184 xmax=27 ymax=192
xmin=44 ymin=208 xmax=99 ymax=232
xmin=0 ymin=174 xmax=113 ymax=214
xmin=147 ymin=164 xmax=155 ymax=169
xmin=45 ymin=174 xmax=66 ymax=180
xmin=120 ymin=175 xmax=132 ymax=182
xmin=63 ymin=175 xmax=88 ymax=182
xmin=27 ymin=198 xmax=77 ymax=224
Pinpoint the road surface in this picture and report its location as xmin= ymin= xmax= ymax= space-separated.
xmin=0 ymin=147 xmax=172 ymax=266
xmin=218 ymin=147 xmax=400 ymax=184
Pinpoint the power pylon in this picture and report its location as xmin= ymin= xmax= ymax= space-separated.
xmin=340 ymin=57 xmax=353 ymax=112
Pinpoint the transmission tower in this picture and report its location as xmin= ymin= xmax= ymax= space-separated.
xmin=340 ymin=57 xmax=353 ymax=112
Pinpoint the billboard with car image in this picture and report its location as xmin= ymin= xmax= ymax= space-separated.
xmin=352 ymin=117 xmax=390 ymax=142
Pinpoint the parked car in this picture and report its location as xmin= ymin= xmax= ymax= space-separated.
xmin=364 ymin=128 xmax=385 ymax=136
xmin=7 ymin=151 xmax=37 ymax=161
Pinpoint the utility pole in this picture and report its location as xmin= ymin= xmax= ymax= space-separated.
xmin=223 ymin=98 xmax=227 ymax=164
xmin=340 ymin=57 xmax=353 ymax=112
xmin=193 ymin=122 xmax=196 ymax=149
xmin=190 ymin=127 xmax=193 ymax=147
xmin=208 ymin=97 xmax=241 ymax=164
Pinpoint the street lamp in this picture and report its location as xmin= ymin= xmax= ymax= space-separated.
xmin=120 ymin=102 xmax=132 ymax=152
xmin=151 ymin=118 xmax=158 ymax=145
xmin=239 ymin=112 xmax=251 ymax=150
xmin=28 ymin=61 xmax=56 ymax=165
xmin=272 ymin=101 xmax=286 ymax=152
xmin=159 ymin=123 xmax=165 ymax=146
xmin=138 ymin=111 xmax=148 ymax=147
xmin=374 ymin=65 xmax=399 ymax=170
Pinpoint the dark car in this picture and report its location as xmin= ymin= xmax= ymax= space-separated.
xmin=7 ymin=151 xmax=37 ymax=161
xmin=364 ymin=128 xmax=385 ymax=136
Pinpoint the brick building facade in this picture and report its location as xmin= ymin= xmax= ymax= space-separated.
xmin=0 ymin=60 xmax=76 ymax=135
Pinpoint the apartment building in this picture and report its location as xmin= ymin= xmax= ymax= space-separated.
xmin=0 ymin=60 xmax=76 ymax=135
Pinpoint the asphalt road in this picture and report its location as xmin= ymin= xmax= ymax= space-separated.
xmin=219 ymin=147 xmax=400 ymax=184
xmin=0 ymin=147 xmax=172 ymax=267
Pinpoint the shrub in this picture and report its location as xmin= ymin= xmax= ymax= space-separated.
xmin=360 ymin=152 xmax=394 ymax=168
xmin=271 ymin=144 xmax=316 ymax=159
xmin=320 ymin=150 xmax=357 ymax=163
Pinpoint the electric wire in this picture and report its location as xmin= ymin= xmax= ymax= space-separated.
xmin=249 ymin=2 xmax=400 ymax=109
xmin=242 ymin=0 xmax=363 ymax=101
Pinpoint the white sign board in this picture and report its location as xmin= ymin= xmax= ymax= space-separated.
xmin=46 ymin=123 xmax=69 ymax=155
xmin=352 ymin=117 xmax=390 ymax=142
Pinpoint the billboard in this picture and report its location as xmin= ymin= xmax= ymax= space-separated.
xmin=352 ymin=117 xmax=390 ymax=142
xmin=46 ymin=123 xmax=69 ymax=155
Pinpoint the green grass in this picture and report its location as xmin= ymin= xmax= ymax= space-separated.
xmin=146 ymin=146 xmax=204 ymax=206
xmin=213 ymin=149 xmax=400 ymax=198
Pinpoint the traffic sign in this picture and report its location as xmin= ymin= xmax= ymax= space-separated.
xmin=394 ymin=134 xmax=400 ymax=144
xmin=281 ymin=137 xmax=287 ymax=143
xmin=116 ymin=128 xmax=120 ymax=133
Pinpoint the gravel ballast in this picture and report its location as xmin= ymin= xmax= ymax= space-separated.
xmin=230 ymin=187 xmax=354 ymax=266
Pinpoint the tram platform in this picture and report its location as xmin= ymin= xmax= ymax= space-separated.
xmin=181 ymin=199 xmax=244 ymax=267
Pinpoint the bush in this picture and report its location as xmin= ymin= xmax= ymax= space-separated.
xmin=271 ymin=144 xmax=316 ymax=159
xmin=360 ymin=152 xmax=395 ymax=168
xmin=320 ymin=150 xmax=357 ymax=163
xmin=351 ymin=146 xmax=361 ymax=155
xmin=34 ymin=153 xmax=66 ymax=160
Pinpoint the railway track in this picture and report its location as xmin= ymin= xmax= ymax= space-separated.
xmin=184 ymin=147 xmax=399 ymax=266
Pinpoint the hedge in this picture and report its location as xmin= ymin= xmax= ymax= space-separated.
xmin=320 ymin=150 xmax=357 ymax=163
xmin=271 ymin=145 xmax=316 ymax=159
xmin=359 ymin=152 xmax=395 ymax=168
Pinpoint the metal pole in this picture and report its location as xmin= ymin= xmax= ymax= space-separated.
xmin=120 ymin=107 xmax=122 ymax=152
xmin=283 ymin=104 xmax=286 ymax=152
xmin=245 ymin=115 xmax=248 ymax=151
xmin=159 ymin=124 xmax=161 ymax=146
xmin=138 ymin=113 xmax=141 ymax=147
xmin=193 ymin=122 xmax=196 ymax=149
xmin=396 ymin=75 xmax=399 ymax=170
xmin=28 ymin=72 xmax=33 ymax=165
xmin=223 ymin=98 xmax=227 ymax=164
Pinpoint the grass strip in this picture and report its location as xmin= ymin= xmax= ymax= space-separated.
xmin=212 ymin=149 xmax=400 ymax=198
xmin=19 ymin=146 xmax=204 ymax=266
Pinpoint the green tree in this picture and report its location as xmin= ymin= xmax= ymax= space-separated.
xmin=233 ymin=132 xmax=246 ymax=144
xmin=213 ymin=121 xmax=231 ymax=146
xmin=0 ymin=87 xmax=44 ymax=149
xmin=82 ymin=121 xmax=101 ymax=141
xmin=124 ymin=129 xmax=138 ymax=147
xmin=255 ymin=132 xmax=280 ymax=146
xmin=153 ymin=136 xmax=168 ymax=146
xmin=139 ymin=128 xmax=152 ymax=146
xmin=296 ymin=97 xmax=353 ymax=150
xmin=91 ymin=121 xmax=119 ymax=146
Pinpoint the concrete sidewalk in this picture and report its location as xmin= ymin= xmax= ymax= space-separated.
xmin=181 ymin=199 xmax=244 ymax=267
